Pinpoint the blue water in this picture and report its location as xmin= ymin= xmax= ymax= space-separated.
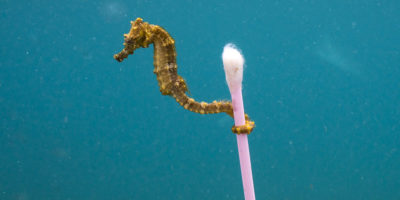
xmin=1 ymin=0 xmax=399 ymax=199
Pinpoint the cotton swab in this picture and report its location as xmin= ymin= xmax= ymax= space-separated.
xmin=222 ymin=44 xmax=256 ymax=200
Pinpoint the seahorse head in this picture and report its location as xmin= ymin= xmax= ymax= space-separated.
xmin=125 ymin=18 xmax=152 ymax=48
xmin=114 ymin=18 xmax=152 ymax=62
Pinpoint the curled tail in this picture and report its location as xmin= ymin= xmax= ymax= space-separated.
xmin=172 ymin=90 xmax=254 ymax=134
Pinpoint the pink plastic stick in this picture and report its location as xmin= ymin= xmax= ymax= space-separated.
xmin=230 ymin=86 xmax=256 ymax=200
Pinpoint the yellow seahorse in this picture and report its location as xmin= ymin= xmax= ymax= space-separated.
xmin=114 ymin=18 xmax=254 ymax=134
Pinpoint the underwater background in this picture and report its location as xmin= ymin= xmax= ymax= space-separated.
xmin=1 ymin=0 xmax=399 ymax=199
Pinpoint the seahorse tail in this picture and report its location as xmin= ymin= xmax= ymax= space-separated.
xmin=172 ymin=90 xmax=254 ymax=134
xmin=231 ymin=114 xmax=255 ymax=134
xmin=172 ymin=91 xmax=232 ymax=114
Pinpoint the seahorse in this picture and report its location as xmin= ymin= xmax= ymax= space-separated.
xmin=114 ymin=18 xmax=254 ymax=134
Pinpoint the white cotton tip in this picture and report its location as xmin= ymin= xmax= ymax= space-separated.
xmin=222 ymin=43 xmax=244 ymax=91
